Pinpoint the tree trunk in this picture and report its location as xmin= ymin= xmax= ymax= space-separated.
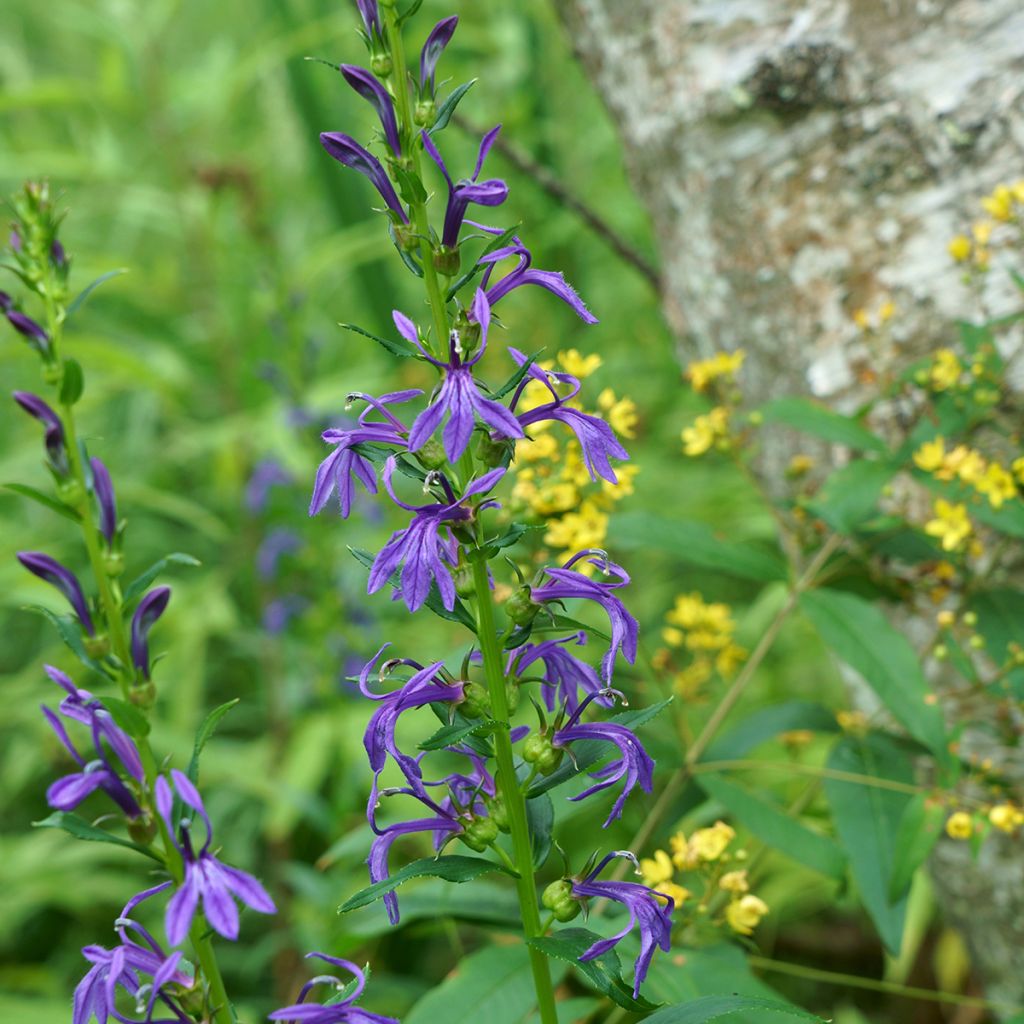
xmin=557 ymin=0 xmax=1024 ymax=1009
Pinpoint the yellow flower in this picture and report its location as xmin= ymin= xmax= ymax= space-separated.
xmin=780 ymin=729 xmax=814 ymax=748
xmin=557 ymin=349 xmax=602 ymax=378
xmin=515 ymin=431 xmax=560 ymax=464
xmin=937 ymin=445 xmax=986 ymax=484
xmin=662 ymin=626 xmax=685 ymax=648
xmin=852 ymin=308 xmax=871 ymax=330
xmin=530 ymin=482 xmax=579 ymax=516
xmin=945 ymin=811 xmax=973 ymax=840
xmin=981 ymin=185 xmax=1014 ymax=222
xmin=913 ymin=437 xmax=946 ymax=473
xmin=669 ymin=832 xmax=699 ymax=871
xmin=715 ymin=643 xmax=746 ymax=677
xmin=672 ymin=660 xmax=713 ymax=698
xmin=601 ymin=464 xmax=640 ymax=502
xmin=639 ymin=849 xmax=675 ymax=887
xmin=925 ymin=500 xmax=972 ymax=552
xmin=597 ymin=388 xmax=639 ymax=438
xmin=654 ymin=881 xmax=691 ymax=907
xmin=719 ymin=870 xmax=750 ymax=895
xmin=936 ymin=609 xmax=955 ymax=628
xmin=975 ymin=463 xmax=1017 ymax=509
xmin=1013 ymin=180 xmax=1024 ymax=203
xmin=972 ymin=220 xmax=995 ymax=245
xmin=682 ymin=407 xmax=729 ymax=457
xmin=544 ymin=501 xmax=608 ymax=555
xmin=930 ymin=349 xmax=962 ymax=391
xmin=879 ymin=300 xmax=897 ymax=323
xmin=988 ymin=804 xmax=1024 ymax=833
xmin=690 ymin=821 xmax=735 ymax=862
xmin=787 ymin=454 xmax=815 ymax=478
xmin=687 ymin=350 xmax=745 ymax=393
xmin=948 ymin=235 xmax=972 ymax=262
xmin=726 ymin=894 xmax=769 ymax=936
xmin=836 ymin=709 xmax=868 ymax=734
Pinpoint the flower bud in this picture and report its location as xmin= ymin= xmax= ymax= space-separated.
xmin=82 ymin=633 xmax=110 ymax=659
xmin=370 ymin=52 xmax=393 ymax=77
xmin=103 ymin=549 xmax=125 ymax=578
xmin=485 ymin=794 xmax=511 ymax=832
xmin=460 ymin=815 xmax=499 ymax=852
xmin=127 ymin=814 xmax=157 ymax=846
xmin=523 ymin=733 xmax=563 ymax=775
xmin=414 ymin=99 xmax=437 ymax=129
xmin=392 ymin=223 xmax=418 ymax=253
xmin=416 ymin=438 xmax=447 ymax=470
xmin=129 ymin=680 xmax=157 ymax=709
xmin=461 ymin=681 xmax=491 ymax=719
xmin=55 ymin=477 xmax=85 ymax=509
xmin=505 ymin=586 xmax=539 ymax=627
xmin=433 ymin=245 xmax=460 ymax=276
xmin=454 ymin=563 xmax=475 ymax=599
xmin=475 ymin=433 xmax=510 ymax=468
xmin=542 ymin=879 xmax=581 ymax=922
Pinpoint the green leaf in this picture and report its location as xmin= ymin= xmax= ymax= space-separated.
xmin=758 ymin=397 xmax=887 ymax=453
xmin=806 ymin=459 xmax=894 ymax=534
xmin=387 ymin=221 xmax=424 ymax=278
xmin=704 ymin=700 xmax=839 ymax=760
xmin=66 ymin=268 xmax=128 ymax=318
xmin=528 ymin=928 xmax=658 ymax=1013
xmin=800 ymin=589 xmax=949 ymax=763
xmin=34 ymin=812 xmax=161 ymax=862
xmin=525 ymin=789 xmax=554 ymax=868
xmin=967 ymin=588 xmax=1024 ymax=696
xmin=122 ymin=552 xmax=201 ymax=604
xmin=610 ymin=513 xmax=786 ymax=582
xmin=696 ymin=773 xmax=846 ymax=879
xmin=24 ymin=605 xmax=103 ymax=673
xmin=59 ymin=358 xmax=84 ymax=405
xmin=643 ymin=995 xmax=824 ymax=1023
xmin=102 ymin=696 xmax=151 ymax=738
xmin=429 ymin=79 xmax=476 ymax=135
xmin=485 ymin=522 xmax=542 ymax=552
xmin=957 ymin=320 xmax=1001 ymax=366
xmin=419 ymin=719 xmax=497 ymax=752
xmin=528 ymin=699 xmax=673 ymax=796
xmin=824 ymin=733 xmax=916 ymax=954
xmin=349 ymin=546 xmax=477 ymax=631
xmin=339 ymin=855 xmax=514 ymax=914
xmin=887 ymin=793 xmax=945 ymax=901
xmin=186 ymin=699 xmax=240 ymax=783
xmin=491 ymin=351 xmax=542 ymax=401
xmin=3 ymin=483 xmax=81 ymax=522
xmin=339 ymin=321 xmax=419 ymax=359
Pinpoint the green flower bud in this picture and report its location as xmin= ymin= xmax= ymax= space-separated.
xmin=505 ymin=678 xmax=521 ymax=715
xmin=371 ymin=53 xmax=393 ymax=77
xmin=523 ymin=733 xmax=563 ymax=774
xmin=460 ymin=816 xmax=499 ymax=852
xmin=82 ymin=633 xmax=109 ymax=659
xmin=129 ymin=680 xmax=157 ymax=709
xmin=433 ymin=244 xmax=460 ymax=276
xmin=454 ymin=564 xmax=475 ymax=599
xmin=414 ymin=99 xmax=437 ymax=129
xmin=461 ymin=681 xmax=492 ymax=719
xmin=103 ymin=549 xmax=125 ymax=578
xmin=56 ymin=478 xmax=85 ymax=509
xmin=392 ymin=223 xmax=418 ymax=253
xmin=417 ymin=438 xmax=447 ymax=470
xmin=505 ymin=586 xmax=539 ymax=627
xmin=475 ymin=433 xmax=510 ymax=468
xmin=542 ymin=879 xmax=581 ymax=922
xmin=127 ymin=814 xmax=157 ymax=846
xmin=485 ymin=794 xmax=511 ymax=832
xmin=41 ymin=361 xmax=63 ymax=385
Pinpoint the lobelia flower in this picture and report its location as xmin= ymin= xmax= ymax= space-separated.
xmin=531 ymin=551 xmax=638 ymax=682
xmin=309 ymin=389 xmax=420 ymax=519
xmin=131 ymin=587 xmax=171 ymax=679
xmin=245 ymin=458 xmax=293 ymax=514
xmin=553 ymin=691 xmax=654 ymax=826
xmin=0 ymin=290 xmax=12 ymax=311
xmin=354 ymin=0 xmax=381 ymax=39
xmin=257 ymin=528 xmax=302 ymax=580
xmin=90 ymin=457 xmax=117 ymax=545
xmin=419 ymin=16 xmax=458 ymax=99
xmin=509 ymin=631 xmax=608 ymax=713
xmin=155 ymin=770 xmax=275 ymax=946
xmin=17 ymin=551 xmax=96 ymax=635
xmin=339 ymin=64 xmax=402 ymax=156
xmin=13 ymin=390 xmax=67 ymax=473
xmin=368 ymin=456 xmax=504 ymax=612
xmin=508 ymin=348 xmax=628 ymax=483
xmin=399 ymin=290 xmax=523 ymax=462
xmin=571 ymin=851 xmax=674 ymax=998
xmin=320 ymin=133 xmax=408 ymax=223
xmin=269 ymin=952 xmax=398 ymax=1024
xmin=421 ymin=129 xmax=508 ymax=249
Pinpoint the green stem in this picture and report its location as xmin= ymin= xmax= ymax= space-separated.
xmin=192 ymin=926 xmax=235 ymax=1024
xmin=471 ymin=555 xmax=559 ymax=1024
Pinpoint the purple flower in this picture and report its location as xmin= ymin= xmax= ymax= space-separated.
xmin=263 ymin=596 xmax=307 ymax=634
xmin=340 ymin=64 xmax=402 ymax=156
xmin=90 ymin=457 xmax=117 ymax=544
xmin=508 ymin=349 xmax=628 ymax=483
xmin=257 ymin=528 xmax=302 ymax=580
xmin=156 ymin=770 xmax=276 ymax=946
xmin=246 ymin=459 xmax=293 ymax=514
xmin=399 ymin=290 xmax=523 ymax=461
xmin=354 ymin=0 xmax=381 ymax=39
xmin=368 ymin=456 xmax=504 ymax=612
xmin=531 ymin=552 xmax=638 ymax=683
xmin=553 ymin=691 xmax=654 ymax=826
xmin=51 ymin=238 xmax=67 ymax=268
xmin=17 ymin=551 xmax=95 ymax=635
xmin=421 ymin=130 xmax=507 ymax=249
xmin=13 ymin=390 xmax=67 ymax=473
xmin=419 ymin=16 xmax=458 ymax=97
xmin=6 ymin=309 xmax=51 ymax=355
xmin=571 ymin=851 xmax=674 ymax=998
xmin=270 ymin=953 xmax=398 ymax=1024
xmin=320 ymin=133 xmax=408 ymax=223
xmin=0 ymin=290 xmax=12 ymax=311
xmin=131 ymin=587 xmax=171 ymax=679
xmin=8 ymin=228 xmax=21 ymax=253
xmin=310 ymin=389 xmax=420 ymax=519
xmin=509 ymin=631 xmax=607 ymax=713
xmin=480 ymin=236 xmax=597 ymax=323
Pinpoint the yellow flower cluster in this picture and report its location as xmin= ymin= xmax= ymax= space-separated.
xmin=640 ymin=822 xmax=768 ymax=936
xmin=928 ymin=349 xmax=963 ymax=391
xmin=511 ymin=350 xmax=639 ymax=565
xmin=924 ymin=500 xmax=973 ymax=553
xmin=686 ymin=350 xmax=745 ymax=394
xmin=913 ymin=437 xmax=1020 ymax=510
xmin=946 ymin=803 xmax=1024 ymax=841
xmin=659 ymin=592 xmax=746 ymax=696
xmin=948 ymin=181 xmax=1024 ymax=269
xmin=852 ymin=299 xmax=897 ymax=331
xmin=682 ymin=407 xmax=730 ymax=457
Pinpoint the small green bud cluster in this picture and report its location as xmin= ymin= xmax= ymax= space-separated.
xmin=542 ymin=880 xmax=582 ymax=923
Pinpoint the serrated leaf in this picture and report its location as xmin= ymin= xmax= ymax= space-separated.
xmin=102 ymin=696 xmax=151 ymax=738
xmin=66 ymin=268 xmax=128 ymax=318
xmin=528 ymin=698 xmax=673 ymax=796
xmin=491 ymin=351 xmax=542 ymax=401
xmin=419 ymin=719 xmax=497 ymax=751
xmin=59 ymin=358 xmax=84 ymax=405
xmin=388 ymin=221 xmax=424 ymax=278
xmin=339 ymin=855 xmax=514 ymax=913
xmin=528 ymin=928 xmax=658 ymax=1013
xmin=800 ymin=589 xmax=949 ymax=764
xmin=34 ymin=812 xmax=161 ymax=862
xmin=643 ymin=995 xmax=824 ymax=1023
xmin=485 ymin=522 xmax=542 ymax=552
xmin=3 ymin=483 xmax=81 ymax=522
xmin=122 ymin=552 xmax=201 ymax=604
xmin=339 ymin=321 xmax=419 ymax=358
xmin=186 ymin=699 xmax=240 ymax=783
xmin=806 ymin=459 xmax=894 ymax=534
xmin=888 ymin=793 xmax=945 ymax=900
xmin=429 ymin=79 xmax=476 ymax=135
xmin=759 ymin=397 xmax=887 ymax=453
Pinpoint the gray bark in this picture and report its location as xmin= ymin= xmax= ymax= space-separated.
xmin=557 ymin=0 xmax=1024 ymax=1009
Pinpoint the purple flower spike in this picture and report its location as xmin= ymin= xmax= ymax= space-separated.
xmin=401 ymin=291 xmax=524 ymax=461
xmin=13 ymin=390 xmax=67 ymax=472
xmin=89 ymin=457 xmax=117 ymax=544
xmin=320 ymin=132 xmax=409 ymax=223
xmin=509 ymin=631 xmax=608 ymax=713
xmin=354 ymin=0 xmax=381 ymax=38
xmin=131 ymin=587 xmax=171 ymax=679
xmin=554 ymin=692 xmax=654 ymax=826
xmin=309 ymin=389 xmax=420 ymax=519
xmin=480 ymin=236 xmax=597 ymax=323
xmin=531 ymin=552 xmax=638 ymax=683
xmin=422 ymin=128 xmax=508 ymax=249
xmin=368 ymin=456 xmax=505 ymax=612
xmin=269 ymin=953 xmax=399 ymax=1024
xmin=17 ymin=551 xmax=95 ymax=635
xmin=156 ymin=770 xmax=276 ymax=946
xmin=572 ymin=851 xmax=674 ymax=998
xmin=420 ymin=16 xmax=459 ymax=96
xmin=340 ymin=64 xmax=403 ymax=156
